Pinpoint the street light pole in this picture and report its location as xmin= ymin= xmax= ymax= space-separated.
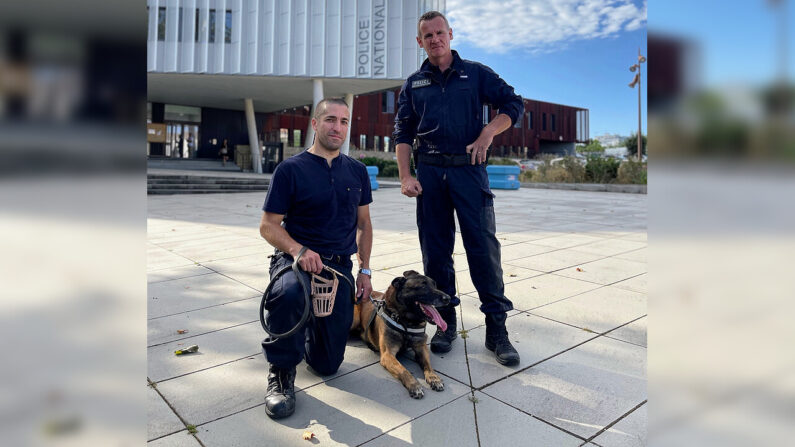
xmin=629 ymin=48 xmax=647 ymax=160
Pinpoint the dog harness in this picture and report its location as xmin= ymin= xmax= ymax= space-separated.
xmin=364 ymin=298 xmax=427 ymax=339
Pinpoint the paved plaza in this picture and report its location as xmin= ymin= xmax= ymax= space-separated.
xmin=147 ymin=182 xmax=647 ymax=446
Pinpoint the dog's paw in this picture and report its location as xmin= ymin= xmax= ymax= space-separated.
xmin=427 ymin=375 xmax=445 ymax=392
xmin=408 ymin=383 xmax=425 ymax=399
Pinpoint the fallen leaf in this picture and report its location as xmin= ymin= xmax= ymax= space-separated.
xmin=576 ymin=267 xmax=583 ymax=272
xmin=302 ymin=431 xmax=315 ymax=440
xmin=177 ymin=329 xmax=188 ymax=334
xmin=459 ymin=329 xmax=469 ymax=339
xmin=508 ymin=274 xmax=517 ymax=277
xmin=531 ymin=286 xmax=536 ymax=289
xmin=582 ymin=328 xmax=595 ymax=333
xmin=468 ymin=395 xmax=479 ymax=404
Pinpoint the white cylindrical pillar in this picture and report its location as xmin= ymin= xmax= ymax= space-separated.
xmin=304 ymin=79 xmax=324 ymax=148
xmin=341 ymin=93 xmax=354 ymax=156
xmin=244 ymin=98 xmax=262 ymax=174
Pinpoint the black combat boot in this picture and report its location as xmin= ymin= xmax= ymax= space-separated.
xmin=265 ymin=365 xmax=296 ymax=419
xmin=430 ymin=306 xmax=458 ymax=354
xmin=484 ymin=312 xmax=520 ymax=366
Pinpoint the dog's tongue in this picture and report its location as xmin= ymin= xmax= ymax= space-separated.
xmin=420 ymin=304 xmax=447 ymax=332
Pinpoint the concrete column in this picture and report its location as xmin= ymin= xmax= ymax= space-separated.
xmin=341 ymin=93 xmax=354 ymax=156
xmin=244 ymin=98 xmax=262 ymax=174
xmin=304 ymin=79 xmax=324 ymax=148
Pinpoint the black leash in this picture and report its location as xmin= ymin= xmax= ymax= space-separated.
xmin=260 ymin=247 xmax=355 ymax=345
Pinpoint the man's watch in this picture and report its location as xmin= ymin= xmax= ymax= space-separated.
xmin=358 ymin=268 xmax=372 ymax=277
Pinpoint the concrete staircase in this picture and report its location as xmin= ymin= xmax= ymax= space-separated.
xmin=147 ymin=174 xmax=270 ymax=195
xmin=147 ymin=158 xmax=243 ymax=172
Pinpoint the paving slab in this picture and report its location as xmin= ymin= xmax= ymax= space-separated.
xmin=148 ymin=431 xmax=203 ymax=446
xmin=612 ymin=272 xmax=647 ymax=294
xmin=568 ymin=239 xmax=647 ymax=258
xmin=482 ymin=335 xmax=646 ymax=440
xmin=590 ymin=403 xmax=647 ymax=447
xmin=554 ymin=256 xmax=647 ymax=285
xmin=605 ymin=316 xmax=647 ymax=347
xmin=148 ymin=273 xmax=260 ymax=319
xmin=148 ymin=264 xmax=215 ymax=284
xmin=148 ymin=386 xmax=184 ymax=440
xmin=458 ymin=293 xmax=520 ymax=331
xmin=429 ymin=313 xmax=595 ymax=389
xmin=148 ymin=297 xmax=259 ymax=347
xmin=147 ymin=322 xmax=263 ymax=382
xmin=505 ymin=273 xmax=603 ymax=311
xmin=194 ymin=363 xmax=470 ymax=447
xmin=148 ymin=245 xmax=196 ymax=272
xmin=455 ymin=262 xmax=544 ymax=296
xmin=507 ymin=248 xmax=605 ymax=273
xmin=529 ymin=286 xmax=646 ymax=334
xmin=155 ymin=339 xmax=380 ymax=426
xmin=496 ymin=241 xmax=561 ymax=262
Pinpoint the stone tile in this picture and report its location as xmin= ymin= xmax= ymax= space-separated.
xmin=612 ymin=273 xmax=647 ymax=294
xmin=148 ymin=431 xmax=203 ymax=446
xmin=499 ymin=242 xmax=560 ymax=262
xmin=201 ymin=252 xmax=270 ymax=271
xmin=554 ymin=256 xmax=646 ymax=285
xmin=482 ymin=336 xmax=646 ymax=440
xmin=148 ymin=297 xmax=259 ymax=347
xmin=458 ymin=293 xmax=520 ymax=331
xmin=195 ymin=363 xmax=470 ymax=447
xmin=496 ymin=230 xmax=566 ymax=244
xmin=370 ymin=250 xmax=424 ymax=271
xmin=360 ymin=394 xmax=479 ymax=447
xmin=174 ymin=242 xmax=272 ymax=263
xmin=505 ymin=273 xmax=603 ymax=311
xmin=507 ymin=249 xmax=605 ymax=273
xmin=156 ymin=234 xmax=256 ymax=251
xmin=156 ymin=339 xmax=379 ymax=426
xmin=590 ymin=403 xmax=647 ymax=447
xmin=148 ymin=264 xmax=214 ymax=284
xmin=216 ymin=263 xmax=271 ymax=292
xmin=148 ymin=386 xmax=184 ymax=440
xmin=475 ymin=391 xmax=584 ymax=446
xmin=147 ymin=322 xmax=263 ymax=382
xmin=370 ymin=241 xmax=420 ymax=257
xmin=526 ymin=233 xmax=607 ymax=250
xmin=530 ymin=286 xmax=646 ymax=334
xmin=455 ymin=263 xmax=544 ymax=295
xmin=606 ymin=316 xmax=647 ymax=347
xmin=148 ymin=246 xmax=195 ymax=271
xmin=617 ymin=232 xmax=647 ymax=243
xmin=430 ymin=313 xmax=594 ymax=389
xmin=568 ymin=239 xmax=646 ymax=258
xmin=148 ymin=273 xmax=261 ymax=319
xmin=614 ymin=247 xmax=646 ymax=263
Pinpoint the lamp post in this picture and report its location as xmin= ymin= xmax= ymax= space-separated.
xmin=629 ymin=48 xmax=646 ymax=160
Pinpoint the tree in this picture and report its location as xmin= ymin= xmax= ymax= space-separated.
xmin=577 ymin=139 xmax=605 ymax=154
xmin=624 ymin=132 xmax=647 ymax=158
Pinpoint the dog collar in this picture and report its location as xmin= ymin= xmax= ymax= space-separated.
xmin=373 ymin=300 xmax=427 ymax=335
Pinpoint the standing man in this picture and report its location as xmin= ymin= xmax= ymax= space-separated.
xmin=393 ymin=11 xmax=523 ymax=366
xmin=259 ymin=98 xmax=373 ymax=419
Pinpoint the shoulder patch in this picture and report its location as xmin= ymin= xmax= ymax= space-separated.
xmin=411 ymin=79 xmax=431 ymax=89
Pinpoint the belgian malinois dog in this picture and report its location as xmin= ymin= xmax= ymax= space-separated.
xmin=351 ymin=270 xmax=451 ymax=399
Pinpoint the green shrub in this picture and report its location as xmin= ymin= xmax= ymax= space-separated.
xmin=585 ymin=156 xmax=621 ymax=183
xmin=487 ymin=157 xmax=518 ymax=166
xmin=381 ymin=164 xmax=400 ymax=178
xmin=520 ymin=155 xmax=584 ymax=183
xmin=616 ymin=159 xmax=647 ymax=184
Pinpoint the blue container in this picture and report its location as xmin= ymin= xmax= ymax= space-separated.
xmin=366 ymin=166 xmax=379 ymax=191
xmin=486 ymin=165 xmax=520 ymax=190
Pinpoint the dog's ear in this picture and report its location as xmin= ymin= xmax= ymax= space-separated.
xmin=402 ymin=270 xmax=419 ymax=278
xmin=391 ymin=276 xmax=407 ymax=290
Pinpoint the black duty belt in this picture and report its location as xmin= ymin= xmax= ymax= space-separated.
xmin=319 ymin=253 xmax=348 ymax=265
xmin=416 ymin=152 xmax=472 ymax=167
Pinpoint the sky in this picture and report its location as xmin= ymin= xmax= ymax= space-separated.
xmin=443 ymin=0 xmax=648 ymax=138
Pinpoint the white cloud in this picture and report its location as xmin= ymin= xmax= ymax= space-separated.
xmin=446 ymin=0 xmax=647 ymax=54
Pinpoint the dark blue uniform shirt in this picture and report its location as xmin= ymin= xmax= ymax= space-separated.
xmin=393 ymin=50 xmax=524 ymax=154
xmin=263 ymin=150 xmax=372 ymax=255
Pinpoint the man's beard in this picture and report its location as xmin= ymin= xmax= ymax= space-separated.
xmin=318 ymin=133 xmax=343 ymax=151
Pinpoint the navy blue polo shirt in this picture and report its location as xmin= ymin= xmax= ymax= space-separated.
xmin=263 ymin=150 xmax=372 ymax=255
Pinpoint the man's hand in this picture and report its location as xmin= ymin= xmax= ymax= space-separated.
xmin=400 ymin=176 xmax=423 ymax=197
xmin=295 ymin=247 xmax=323 ymax=274
xmin=356 ymin=273 xmax=373 ymax=303
xmin=466 ymin=131 xmax=495 ymax=165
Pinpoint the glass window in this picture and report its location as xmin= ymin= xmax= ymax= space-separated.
xmin=482 ymin=105 xmax=489 ymax=125
xmin=280 ymin=128 xmax=288 ymax=144
xmin=383 ymin=136 xmax=391 ymax=152
xmin=209 ymin=9 xmax=216 ymax=43
xmin=542 ymin=112 xmax=547 ymax=131
xmin=225 ymin=10 xmax=232 ymax=43
xmin=382 ymin=91 xmax=395 ymax=113
xmin=178 ymin=7 xmax=183 ymax=42
xmin=194 ymin=9 xmax=200 ymax=42
xmin=373 ymin=136 xmax=380 ymax=151
xmin=552 ymin=114 xmax=556 ymax=132
xmin=514 ymin=114 xmax=522 ymax=128
xmin=359 ymin=135 xmax=366 ymax=150
xmin=293 ymin=129 xmax=302 ymax=147
xmin=528 ymin=111 xmax=533 ymax=129
xmin=157 ymin=7 xmax=166 ymax=41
